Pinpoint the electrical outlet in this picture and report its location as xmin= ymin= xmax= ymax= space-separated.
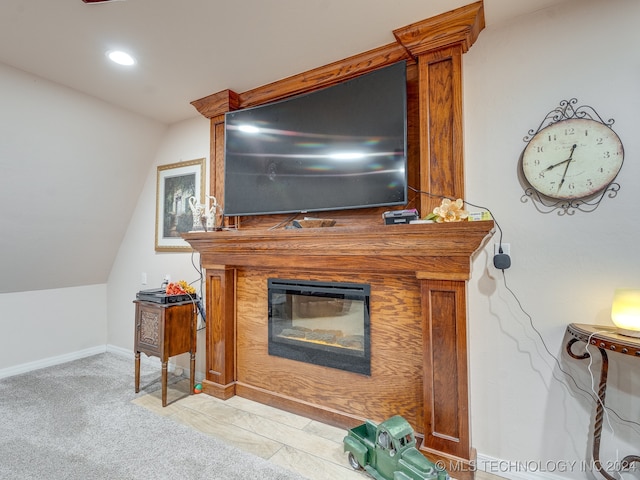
xmin=141 ymin=272 xmax=147 ymax=285
xmin=494 ymin=243 xmax=510 ymax=256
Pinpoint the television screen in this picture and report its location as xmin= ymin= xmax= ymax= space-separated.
xmin=223 ymin=61 xmax=407 ymax=217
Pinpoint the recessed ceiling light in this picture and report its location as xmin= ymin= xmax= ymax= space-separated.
xmin=107 ymin=50 xmax=136 ymax=66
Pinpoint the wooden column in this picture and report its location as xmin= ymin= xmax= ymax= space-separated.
xmin=417 ymin=46 xmax=465 ymax=213
xmin=394 ymin=1 xmax=484 ymax=214
xmin=420 ymin=279 xmax=472 ymax=467
xmin=203 ymin=266 xmax=236 ymax=399
xmin=191 ymin=89 xmax=239 ymax=226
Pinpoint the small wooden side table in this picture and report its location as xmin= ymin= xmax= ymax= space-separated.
xmin=134 ymin=299 xmax=197 ymax=407
xmin=565 ymin=323 xmax=640 ymax=480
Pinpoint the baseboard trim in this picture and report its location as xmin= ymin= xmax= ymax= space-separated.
xmin=107 ymin=344 xmax=203 ymax=381
xmin=108 ymin=345 xmax=177 ymax=372
xmin=0 ymin=345 xmax=107 ymax=379
xmin=475 ymin=453 xmax=570 ymax=480
xmin=107 ymin=345 xmax=171 ymax=372
xmin=0 ymin=345 xmax=200 ymax=380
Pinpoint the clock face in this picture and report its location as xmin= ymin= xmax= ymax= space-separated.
xmin=522 ymin=118 xmax=624 ymax=200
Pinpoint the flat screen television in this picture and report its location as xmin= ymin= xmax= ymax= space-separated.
xmin=223 ymin=61 xmax=407 ymax=217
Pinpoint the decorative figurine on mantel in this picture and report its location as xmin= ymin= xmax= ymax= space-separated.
xmin=343 ymin=415 xmax=449 ymax=480
xmin=205 ymin=195 xmax=220 ymax=231
xmin=188 ymin=195 xmax=220 ymax=232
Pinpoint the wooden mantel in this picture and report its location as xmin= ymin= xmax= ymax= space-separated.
xmin=185 ymin=222 xmax=491 ymax=279
xmin=184 ymin=221 xmax=493 ymax=473
xmin=186 ymin=2 xmax=487 ymax=478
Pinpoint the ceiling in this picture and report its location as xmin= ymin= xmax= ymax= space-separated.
xmin=0 ymin=0 xmax=569 ymax=125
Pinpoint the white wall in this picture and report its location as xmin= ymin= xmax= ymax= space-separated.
xmin=0 ymin=63 xmax=166 ymax=294
xmin=0 ymin=62 xmax=164 ymax=376
xmin=465 ymin=0 xmax=640 ymax=478
xmin=107 ymin=116 xmax=210 ymax=374
xmin=0 ymin=284 xmax=107 ymax=373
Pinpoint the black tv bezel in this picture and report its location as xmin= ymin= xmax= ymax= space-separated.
xmin=222 ymin=61 xmax=408 ymax=217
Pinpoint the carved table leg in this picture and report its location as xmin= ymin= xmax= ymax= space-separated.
xmin=161 ymin=361 xmax=168 ymax=407
xmin=566 ymin=338 xmax=640 ymax=479
xmin=134 ymin=351 xmax=140 ymax=393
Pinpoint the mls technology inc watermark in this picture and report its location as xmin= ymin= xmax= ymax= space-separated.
xmin=435 ymin=459 xmax=639 ymax=475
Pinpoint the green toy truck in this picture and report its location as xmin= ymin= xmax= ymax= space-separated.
xmin=343 ymin=415 xmax=449 ymax=480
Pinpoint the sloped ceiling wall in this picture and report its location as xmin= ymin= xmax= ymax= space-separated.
xmin=0 ymin=63 xmax=166 ymax=293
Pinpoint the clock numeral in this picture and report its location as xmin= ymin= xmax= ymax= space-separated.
xmin=603 ymin=151 xmax=611 ymax=159
xmin=548 ymin=134 xmax=557 ymax=142
xmin=535 ymin=146 xmax=544 ymax=153
xmin=537 ymin=171 xmax=545 ymax=179
xmin=564 ymin=127 xmax=575 ymax=136
xmin=586 ymin=179 xmax=594 ymax=187
xmin=596 ymin=137 xmax=604 ymax=145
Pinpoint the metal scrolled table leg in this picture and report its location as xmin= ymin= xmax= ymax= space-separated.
xmin=566 ymin=338 xmax=640 ymax=480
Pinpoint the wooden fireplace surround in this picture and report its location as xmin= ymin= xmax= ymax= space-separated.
xmin=185 ymin=1 xmax=490 ymax=475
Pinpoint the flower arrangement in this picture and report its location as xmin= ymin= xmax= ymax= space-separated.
xmin=425 ymin=198 xmax=469 ymax=223
xmin=165 ymin=280 xmax=196 ymax=295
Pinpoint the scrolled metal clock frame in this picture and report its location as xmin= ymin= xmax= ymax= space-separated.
xmin=520 ymin=98 xmax=623 ymax=215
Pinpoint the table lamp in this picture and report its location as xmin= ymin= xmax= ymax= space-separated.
xmin=611 ymin=289 xmax=640 ymax=338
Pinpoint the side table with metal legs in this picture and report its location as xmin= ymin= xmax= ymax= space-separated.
xmin=566 ymin=323 xmax=640 ymax=480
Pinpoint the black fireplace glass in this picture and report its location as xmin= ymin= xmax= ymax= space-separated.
xmin=268 ymin=278 xmax=371 ymax=375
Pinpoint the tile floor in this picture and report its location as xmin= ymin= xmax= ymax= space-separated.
xmin=132 ymin=379 xmax=503 ymax=480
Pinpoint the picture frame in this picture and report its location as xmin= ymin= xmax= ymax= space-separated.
xmin=155 ymin=158 xmax=206 ymax=252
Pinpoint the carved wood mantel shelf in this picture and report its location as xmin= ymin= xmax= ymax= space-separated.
xmin=184 ymin=222 xmax=492 ymax=278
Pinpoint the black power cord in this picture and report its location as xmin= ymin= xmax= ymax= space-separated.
xmin=410 ymin=185 xmax=640 ymax=433
xmin=190 ymin=250 xmax=206 ymax=329
xmin=408 ymin=186 xmax=511 ymax=270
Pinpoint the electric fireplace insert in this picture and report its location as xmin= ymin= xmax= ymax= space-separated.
xmin=268 ymin=278 xmax=371 ymax=375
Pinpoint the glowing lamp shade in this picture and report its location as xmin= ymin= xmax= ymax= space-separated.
xmin=611 ymin=289 xmax=640 ymax=338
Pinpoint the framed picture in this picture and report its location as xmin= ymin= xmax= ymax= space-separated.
xmin=155 ymin=158 xmax=206 ymax=252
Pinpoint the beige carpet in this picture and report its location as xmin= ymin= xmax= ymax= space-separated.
xmin=0 ymin=353 xmax=307 ymax=480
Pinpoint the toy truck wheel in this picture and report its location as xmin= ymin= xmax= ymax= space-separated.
xmin=348 ymin=452 xmax=362 ymax=470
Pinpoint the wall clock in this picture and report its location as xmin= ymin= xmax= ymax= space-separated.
xmin=520 ymin=99 xmax=624 ymax=215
